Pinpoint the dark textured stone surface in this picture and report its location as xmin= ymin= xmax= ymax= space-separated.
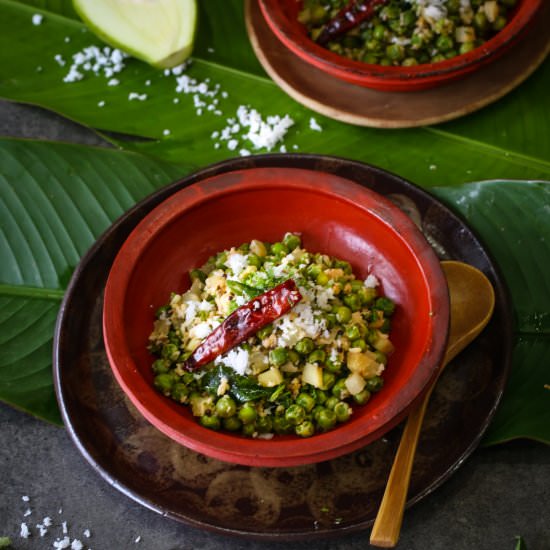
xmin=1 ymin=99 xmax=549 ymax=550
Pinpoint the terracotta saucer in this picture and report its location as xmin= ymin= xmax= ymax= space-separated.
xmin=53 ymin=154 xmax=513 ymax=539
xmin=245 ymin=0 xmax=550 ymax=128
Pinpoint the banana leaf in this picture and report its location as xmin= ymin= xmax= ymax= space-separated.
xmin=1 ymin=0 xmax=549 ymax=186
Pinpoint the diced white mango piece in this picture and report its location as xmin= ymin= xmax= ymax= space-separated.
xmin=347 ymin=349 xmax=380 ymax=378
xmin=345 ymin=373 xmax=367 ymax=396
xmin=302 ymin=362 xmax=324 ymax=388
xmin=258 ymin=367 xmax=283 ymax=387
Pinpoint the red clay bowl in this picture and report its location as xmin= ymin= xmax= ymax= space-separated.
xmin=103 ymin=167 xmax=449 ymax=467
xmin=259 ymin=0 xmax=542 ymax=92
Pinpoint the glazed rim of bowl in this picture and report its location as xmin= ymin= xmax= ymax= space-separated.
xmin=103 ymin=167 xmax=450 ymax=467
xmin=259 ymin=0 xmax=541 ymax=82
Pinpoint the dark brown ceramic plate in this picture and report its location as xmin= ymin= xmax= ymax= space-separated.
xmin=53 ymin=154 xmax=513 ymax=540
xmin=246 ymin=0 xmax=550 ymax=128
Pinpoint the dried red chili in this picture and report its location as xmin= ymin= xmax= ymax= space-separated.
xmin=316 ymin=0 xmax=389 ymax=45
xmin=182 ymin=279 xmax=302 ymax=371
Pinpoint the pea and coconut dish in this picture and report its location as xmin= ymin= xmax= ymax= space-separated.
xmin=299 ymin=0 xmax=518 ymax=66
xmin=148 ymin=233 xmax=396 ymax=439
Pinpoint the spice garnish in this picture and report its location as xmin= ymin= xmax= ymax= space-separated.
xmin=316 ymin=0 xmax=388 ymax=45
xmin=182 ymin=279 xmax=302 ymax=371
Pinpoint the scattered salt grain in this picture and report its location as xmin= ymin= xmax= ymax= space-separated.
xmin=22 ymin=496 xmax=30 ymax=502
xmin=20 ymin=522 xmax=30 ymax=538
xmin=98 ymin=101 xmax=105 ymax=107
xmin=145 ymin=79 xmax=151 ymax=86
xmin=239 ymin=149 xmax=251 ymax=157
xmin=227 ymin=139 xmax=239 ymax=151
xmin=364 ymin=274 xmax=379 ymax=288
xmin=64 ymin=36 xmax=71 ymax=43
xmin=163 ymin=129 xmax=171 ymax=136
xmin=71 ymin=539 xmax=83 ymax=550
xmin=32 ymin=13 xmax=43 ymax=25
xmin=83 ymin=529 xmax=91 ymax=538
xmin=62 ymin=521 xmax=68 ymax=534
xmin=173 ymin=97 xmax=180 ymax=104
xmin=107 ymin=78 xmax=120 ymax=86
xmin=429 ymin=164 xmax=437 ymax=170
xmin=207 ymin=47 xmax=215 ymax=53
xmin=54 ymin=54 xmax=66 ymax=67
xmin=309 ymin=117 xmax=322 ymax=132
xmin=135 ymin=535 xmax=142 ymax=543
xmin=24 ymin=508 xmax=32 ymax=517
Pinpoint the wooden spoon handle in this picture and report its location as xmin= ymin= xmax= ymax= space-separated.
xmin=369 ymin=385 xmax=434 ymax=547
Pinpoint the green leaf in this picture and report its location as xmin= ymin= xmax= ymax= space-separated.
xmin=514 ymin=536 xmax=527 ymax=550
xmin=0 ymin=138 xmax=183 ymax=423
xmin=1 ymin=0 xmax=549 ymax=186
xmin=432 ymin=181 xmax=550 ymax=445
xmin=202 ymin=365 xmax=273 ymax=403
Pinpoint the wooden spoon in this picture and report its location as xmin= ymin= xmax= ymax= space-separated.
xmin=370 ymin=261 xmax=496 ymax=547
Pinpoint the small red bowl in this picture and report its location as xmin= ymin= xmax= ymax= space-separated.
xmin=103 ymin=167 xmax=449 ymax=467
xmin=259 ymin=0 xmax=541 ymax=91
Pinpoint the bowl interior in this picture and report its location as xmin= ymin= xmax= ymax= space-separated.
xmin=259 ymin=0 xmax=541 ymax=90
xmin=103 ymin=167 xmax=449 ymax=466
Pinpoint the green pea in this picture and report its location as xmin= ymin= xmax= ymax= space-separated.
xmin=365 ymin=375 xmax=384 ymax=393
xmin=336 ymin=306 xmax=352 ymax=323
xmin=256 ymin=415 xmax=273 ymax=433
xmin=358 ymin=286 xmax=377 ymax=305
xmin=410 ymin=33 xmax=424 ymax=49
xmin=256 ymin=324 xmax=274 ymax=340
xmin=493 ymin=16 xmax=507 ymax=31
xmin=248 ymin=253 xmax=262 ymax=267
xmin=317 ymin=408 xmax=337 ymax=431
xmin=152 ymin=359 xmax=170 ymax=374
xmin=285 ymin=404 xmax=306 ymax=425
xmin=271 ymin=242 xmax=288 ymax=256
xmin=242 ymin=422 xmax=256 ymax=437
xmin=296 ymin=392 xmax=316 ymax=412
xmin=436 ymin=34 xmax=454 ymax=52
xmin=325 ymin=396 xmax=339 ymax=410
xmin=351 ymin=338 xmax=367 ymax=351
xmin=238 ymin=403 xmax=257 ymax=424
xmin=314 ymin=389 xmax=328 ymax=404
xmin=345 ymin=324 xmax=360 ymax=340
xmin=402 ymin=57 xmax=418 ymax=66
xmin=325 ymin=313 xmax=337 ymax=328
xmin=269 ymin=347 xmax=288 ymax=367
xmin=353 ymin=389 xmax=371 ymax=406
xmin=386 ymin=43 xmax=405 ymax=61
xmin=154 ymin=373 xmax=176 ymax=394
xmin=287 ymin=349 xmax=300 ymax=364
xmin=283 ymin=233 xmax=301 ymax=251
xmin=332 ymin=378 xmax=350 ymax=400
xmin=379 ymin=57 xmax=392 ymax=66
xmin=343 ymin=294 xmax=361 ymax=311
xmin=200 ymin=415 xmax=221 ymax=431
xmin=215 ymin=395 xmax=237 ymax=418
xmin=365 ymin=39 xmax=382 ymax=52
xmin=334 ymin=401 xmax=353 ymax=422
xmin=223 ymin=416 xmax=242 ymax=431
xmin=171 ymin=383 xmax=189 ymax=402
xmin=473 ymin=12 xmax=488 ymax=32
xmin=362 ymin=52 xmax=379 ymax=64
xmin=308 ymin=349 xmax=326 ymax=364
xmin=295 ymin=337 xmax=315 ymax=355
xmin=325 ymin=359 xmax=342 ymax=374
xmin=401 ymin=9 xmax=416 ymax=27
xmin=296 ymin=420 xmax=315 ymax=437
xmin=322 ymin=371 xmax=336 ymax=390
xmin=161 ymin=343 xmax=180 ymax=361
xmin=459 ymin=41 xmax=476 ymax=55
xmin=307 ymin=264 xmax=322 ymax=279
xmin=273 ymin=414 xmax=293 ymax=434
